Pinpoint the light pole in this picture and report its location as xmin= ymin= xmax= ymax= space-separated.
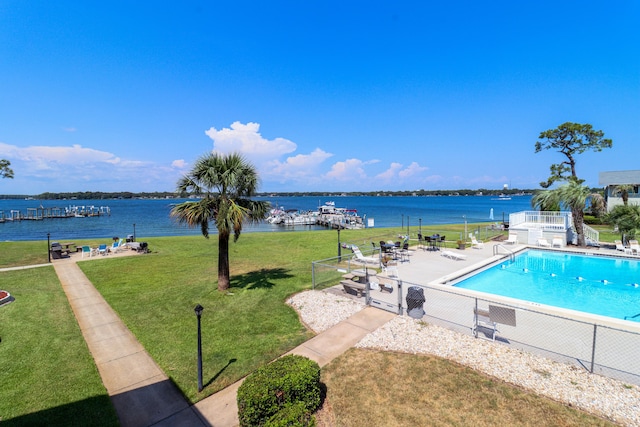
xmin=47 ymin=232 xmax=51 ymax=263
xmin=337 ymin=228 xmax=341 ymax=261
xmin=194 ymin=304 xmax=204 ymax=392
xmin=133 ymin=223 xmax=136 ymax=242
xmin=419 ymin=218 xmax=422 ymax=235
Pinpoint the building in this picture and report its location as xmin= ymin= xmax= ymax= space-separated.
xmin=599 ymin=170 xmax=640 ymax=211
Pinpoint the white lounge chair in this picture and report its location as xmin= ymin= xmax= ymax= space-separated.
xmin=473 ymin=305 xmax=517 ymax=341
xmin=350 ymin=245 xmax=380 ymax=265
xmin=537 ymin=238 xmax=551 ymax=247
xmin=469 ymin=233 xmax=484 ymax=249
xmin=441 ymin=250 xmax=467 ymax=261
xmin=552 ymin=236 xmax=563 ymax=248
xmin=505 ymin=233 xmax=517 ymax=245
xmin=630 ymin=240 xmax=640 ymax=255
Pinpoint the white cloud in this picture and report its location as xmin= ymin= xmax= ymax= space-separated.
xmin=0 ymin=142 xmax=182 ymax=193
xmin=324 ymin=158 xmax=368 ymax=182
xmin=205 ymin=122 xmax=296 ymax=161
xmin=268 ymin=148 xmax=333 ymax=178
xmin=171 ymin=159 xmax=187 ymax=169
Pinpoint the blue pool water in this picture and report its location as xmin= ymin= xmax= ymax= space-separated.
xmin=454 ymin=250 xmax=640 ymax=322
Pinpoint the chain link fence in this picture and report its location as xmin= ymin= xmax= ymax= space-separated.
xmin=311 ymin=259 xmax=640 ymax=386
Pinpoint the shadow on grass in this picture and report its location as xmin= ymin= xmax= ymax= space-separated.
xmin=205 ymin=358 xmax=237 ymax=389
xmin=231 ymin=268 xmax=293 ymax=290
xmin=2 ymin=394 xmax=118 ymax=427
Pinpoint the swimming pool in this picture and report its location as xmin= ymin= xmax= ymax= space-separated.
xmin=453 ymin=249 xmax=640 ymax=322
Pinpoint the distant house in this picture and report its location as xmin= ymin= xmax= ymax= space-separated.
xmin=598 ymin=170 xmax=640 ymax=211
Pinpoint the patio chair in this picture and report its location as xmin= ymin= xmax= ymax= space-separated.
xmin=398 ymin=242 xmax=410 ymax=263
xmin=81 ymin=245 xmax=94 ymax=258
xmin=505 ymin=233 xmax=518 ymax=244
xmin=473 ymin=305 xmax=517 ymax=341
xmin=630 ymin=240 xmax=640 ymax=255
xmin=552 ymin=236 xmax=563 ymax=248
xmin=97 ymin=244 xmax=108 ymax=255
xmin=441 ymin=250 xmax=467 ymax=261
xmin=469 ymin=233 xmax=484 ymax=249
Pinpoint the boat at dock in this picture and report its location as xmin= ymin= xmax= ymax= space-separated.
xmin=316 ymin=201 xmax=365 ymax=229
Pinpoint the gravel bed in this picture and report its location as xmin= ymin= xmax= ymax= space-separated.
xmin=288 ymin=290 xmax=640 ymax=426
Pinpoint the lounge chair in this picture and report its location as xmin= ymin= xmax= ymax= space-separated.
xmin=469 ymin=233 xmax=484 ymax=249
xmin=630 ymin=240 xmax=640 ymax=255
xmin=473 ymin=305 xmax=517 ymax=341
xmin=552 ymin=236 xmax=563 ymax=248
xmin=537 ymin=238 xmax=551 ymax=247
xmin=350 ymin=245 xmax=380 ymax=266
xmin=505 ymin=233 xmax=518 ymax=245
xmin=441 ymin=250 xmax=467 ymax=261
xmin=97 ymin=244 xmax=108 ymax=255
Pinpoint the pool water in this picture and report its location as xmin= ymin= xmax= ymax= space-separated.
xmin=454 ymin=250 xmax=640 ymax=322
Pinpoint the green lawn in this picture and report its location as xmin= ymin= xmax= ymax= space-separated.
xmin=0 ymin=223 xmax=622 ymax=420
xmin=0 ymin=267 xmax=118 ymax=426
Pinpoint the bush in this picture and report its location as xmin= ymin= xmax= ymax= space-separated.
xmin=237 ymin=355 xmax=321 ymax=427
xmin=265 ymin=402 xmax=316 ymax=427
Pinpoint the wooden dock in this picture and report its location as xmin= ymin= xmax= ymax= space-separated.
xmin=0 ymin=205 xmax=111 ymax=222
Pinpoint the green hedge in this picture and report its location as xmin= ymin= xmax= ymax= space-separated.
xmin=265 ymin=401 xmax=316 ymax=427
xmin=237 ymin=355 xmax=321 ymax=427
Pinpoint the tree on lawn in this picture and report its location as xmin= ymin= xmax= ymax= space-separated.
xmin=0 ymin=159 xmax=14 ymax=179
xmin=606 ymin=204 xmax=640 ymax=244
xmin=170 ymin=152 xmax=270 ymax=291
xmin=535 ymin=122 xmax=612 ymax=247
xmin=613 ymin=184 xmax=635 ymax=206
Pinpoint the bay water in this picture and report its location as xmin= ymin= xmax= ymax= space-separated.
xmin=0 ymin=195 xmax=533 ymax=242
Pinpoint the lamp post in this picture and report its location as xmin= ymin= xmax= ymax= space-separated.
xmin=194 ymin=304 xmax=204 ymax=392
xmin=133 ymin=223 xmax=136 ymax=242
xmin=419 ymin=218 xmax=422 ymax=235
xmin=337 ymin=228 xmax=341 ymax=261
xmin=407 ymin=216 xmax=410 ymax=237
xmin=47 ymin=232 xmax=51 ymax=263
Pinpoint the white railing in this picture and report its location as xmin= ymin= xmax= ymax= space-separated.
xmin=582 ymin=223 xmax=600 ymax=245
xmin=509 ymin=210 xmax=600 ymax=245
xmin=509 ymin=211 xmax=570 ymax=230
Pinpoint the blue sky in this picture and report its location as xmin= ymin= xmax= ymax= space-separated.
xmin=1 ymin=1 xmax=638 ymax=195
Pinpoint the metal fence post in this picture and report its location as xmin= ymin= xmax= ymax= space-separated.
xmin=590 ymin=324 xmax=597 ymax=373
xmin=311 ymin=262 xmax=316 ymax=290
xmin=397 ymin=280 xmax=403 ymax=315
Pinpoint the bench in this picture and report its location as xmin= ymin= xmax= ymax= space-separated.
xmin=340 ymin=279 xmax=367 ymax=297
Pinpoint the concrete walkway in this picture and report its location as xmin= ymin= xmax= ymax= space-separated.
xmin=48 ymin=256 xmax=395 ymax=427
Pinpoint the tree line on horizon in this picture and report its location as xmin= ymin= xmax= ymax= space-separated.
xmin=0 ymin=187 xmax=606 ymax=200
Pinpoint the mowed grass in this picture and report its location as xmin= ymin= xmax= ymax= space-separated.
xmin=76 ymin=231 xmax=347 ymax=402
xmin=0 ymin=224 xmax=625 ymax=424
xmin=319 ymin=349 xmax=616 ymax=427
xmin=0 ymin=267 xmax=118 ymax=426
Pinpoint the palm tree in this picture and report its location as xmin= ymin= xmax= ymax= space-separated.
xmin=607 ymin=204 xmax=640 ymax=243
xmin=614 ymin=184 xmax=635 ymax=206
xmin=588 ymin=192 xmax=606 ymax=219
xmin=532 ymin=180 xmax=590 ymax=247
xmin=170 ymin=152 xmax=269 ymax=291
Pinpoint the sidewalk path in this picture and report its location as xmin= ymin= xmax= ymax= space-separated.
xmin=52 ymin=259 xmax=207 ymax=427
xmin=49 ymin=256 xmax=395 ymax=426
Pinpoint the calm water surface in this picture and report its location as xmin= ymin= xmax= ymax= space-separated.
xmin=0 ymin=195 xmax=532 ymax=242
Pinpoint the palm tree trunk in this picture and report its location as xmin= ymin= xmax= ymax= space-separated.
xmin=218 ymin=232 xmax=231 ymax=291
xmin=572 ymin=208 xmax=586 ymax=247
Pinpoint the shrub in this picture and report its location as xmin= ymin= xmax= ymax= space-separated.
xmin=265 ymin=402 xmax=316 ymax=427
xmin=237 ymin=355 xmax=321 ymax=427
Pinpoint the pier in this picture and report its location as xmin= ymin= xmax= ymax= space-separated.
xmin=0 ymin=205 xmax=111 ymax=222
